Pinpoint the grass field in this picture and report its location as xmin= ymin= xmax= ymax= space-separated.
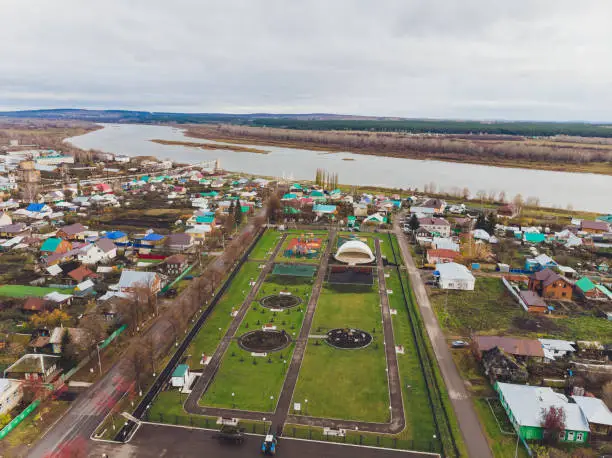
xmin=0 ymin=285 xmax=67 ymax=298
xmin=292 ymin=282 xmax=390 ymax=423
xmin=430 ymin=277 xmax=526 ymax=337
xmin=430 ymin=276 xmax=612 ymax=340
xmin=386 ymin=269 xmax=437 ymax=442
xmin=200 ymin=276 xmax=311 ymax=412
xmin=186 ymin=261 xmax=261 ymax=369
xmin=249 ymin=230 xmax=283 ymax=260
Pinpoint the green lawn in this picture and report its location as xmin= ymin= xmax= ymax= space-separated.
xmin=186 ymin=261 xmax=261 ymax=369
xmin=249 ymin=230 xmax=283 ymax=260
xmin=386 ymin=269 xmax=437 ymax=443
xmin=292 ymin=283 xmax=390 ymax=423
xmin=0 ymin=285 xmax=67 ymax=298
xmin=276 ymin=234 xmax=328 ymax=264
xmin=200 ymin=276 xmax=311 ymax=412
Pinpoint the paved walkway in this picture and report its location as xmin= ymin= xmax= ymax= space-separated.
xmin=268 ymin=229 xmax=336 ymax=434
xmin=285 ymin=238 xmax=406 ymax=434
xmin=393 ymin=217 xmax=493 ymax=458
xmin=184 ymin=233 xmax=287 ymax=417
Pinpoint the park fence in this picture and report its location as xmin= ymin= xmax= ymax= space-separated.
xmin=143 ymin=411 xmax=269 ymax=435
xmin=282 ymin=426 xmax=442 ymax=454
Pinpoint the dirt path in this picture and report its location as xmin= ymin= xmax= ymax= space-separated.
xmin=184 ymin=233 xmax=287 ymax=416
xmin=393 ymin=217 xmax=493 ymax=458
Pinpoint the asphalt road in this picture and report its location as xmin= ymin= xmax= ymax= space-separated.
xmin=87 ymin=423 xmax=438 ymax=458
xmin=393 ymin=216 xmax=493 ymax=458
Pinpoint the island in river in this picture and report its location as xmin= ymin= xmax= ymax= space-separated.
xmin=150 ymin=139 xmax=269 ymax=154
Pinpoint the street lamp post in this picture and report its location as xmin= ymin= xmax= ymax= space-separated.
xmin=96 ymin=340 xmax=105 ymax=375
xmin=304 ymin=399 xmax=308 ymax=415
xmin=269 ymin=395 xmax=274 ymax=411
xmin=232 ymin=392 xmax=235 ymax=409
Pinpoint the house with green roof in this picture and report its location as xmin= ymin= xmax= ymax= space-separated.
xmin=524 ymin=233 xmax=546 ymax=244
xmin=575 ymin=277 xmax=608 ymax=299
xmin=171 ymin=364 xmax=190 ymax=388
xmin=40 ymin=237 xmax=72 ymax=254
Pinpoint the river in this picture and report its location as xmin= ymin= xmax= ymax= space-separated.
xmin=66 ymin=124 xmax=611 ymax=213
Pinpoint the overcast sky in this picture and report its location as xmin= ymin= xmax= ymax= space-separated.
xmin=2 ymin=0 xmax=611 ymax=121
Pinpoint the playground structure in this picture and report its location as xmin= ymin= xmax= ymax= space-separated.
xmin=283 ymin=234 xmax=322 ymax=259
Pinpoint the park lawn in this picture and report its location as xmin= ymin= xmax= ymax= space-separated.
xmin=292 ymin=341 xmax=389 ymax=422
xmin=0 ymin=285 xmax=66 ymax=298
xmin=386 ymin=270 xmax=437 ymax=445
xmin=249 ymin=229 xmax=283 ymax=260
xmin=186 ymin=261 xmax=261 ymax=369
xmin=276 ymin=234 xmax=328 ymax=264
xmin=292 ymin=283 xmax=390 ymax=422
xmin=200 ymin=341 xmax=296 ymax=412
xmin=311 ymin=283 xmax=383 ymax=333
xmin=201 ymin=276 xmax=310 ymax=411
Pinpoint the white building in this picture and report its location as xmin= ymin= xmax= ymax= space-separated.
xmin=0 ymin=379 xmax=22 ymax=415
xmin=435 ymin=262 xmax=475 ymax=290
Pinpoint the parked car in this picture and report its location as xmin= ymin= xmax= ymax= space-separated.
xmin=451 ymin=340 xmax=469 ymax=348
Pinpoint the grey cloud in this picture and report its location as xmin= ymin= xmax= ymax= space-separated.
xmin=1 ymin=0 xmax=611 ymax=120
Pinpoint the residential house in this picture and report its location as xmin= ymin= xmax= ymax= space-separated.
xmin=528 ymin=268 xmax=573 ymax=300
xmin=418 ymin=217 xmax=451 ymax=238
xmin=25 ymin=203 xmax=52 ymax=217
xmin=3 ymin=354 xmax=60 ymax=382
xmin=136 ymin=232 xmax=165 ymax=250
xmin=519 ymin=290 xmax=548 ymax=314
xmin=74 ymin=279 xmax=95 ymax=297
xmin=426 ymin=249 xmax=460 ymax=265
xmin=77 ymin=238 xmax=117 ymax=265
xmin=44 ymin=291 xmax=73 ymax=307
xmin=495 ymin=382 xmax=589 ymax=443
xmin=165 ymin=233 xmax=194 ymax=252
xmin=498 ymin=204 xmax=519 ymax=218
xmin=0 ymin=379 xmax=22 ymax=415
xmin=313 ymin=204 xmax=337 ymax=216
xmin=118 ymin=270 xmax=161 ymax=294
xmin=474 ymin=336 xmax=544 ymax=362
xmin=523 ymin=232 xmax=547 ymax=244
xmin=0 ymin=223 xmax=30 ymax=238
xmin=93 ymin=183 xmax=112 ymax=194
xmin=481 ymin=346 xmax=528 ymax=383
xmin=580 ymin=220 xmax=610 ymax=234
xmin=67 ymin=265 xmax=96 ymax=283
xmin=103 ymin=231 xmax=129 ymax=246
xmin=40 ymin=237 xmax=72 ymax=255
xmin=164 ymin=254 xmax=188 ymax=276
xmin=56 ymin=223 xmax=87 ymax=241
xmin=0 ymin=212 xmax=12 ymax=227
xmin=49 ymin=327 xmax=89 ymax=354
xmin=353 ymin=202 xmax=369 ymax=217
xmin=572 ymin=396 xmax=612 ymax=437
xmin=432 ymin=237 xmax=460 ymax=252
xmin=185 ymin=225 xmax=211 ymax=241
xmin=21 ymin=297 xmax=49 ymax=313
xmin=362 ymin=213 xmax=386 ymax=225
xmin=435 ymin=262 xmax=475 ymax=290
xmin=538 ymin=339 xmax=576 ymax=362
xmin=410 ymin=198 xmax=446 ymax=216
xmin=575 ymin=277 xmax=607 ymax=300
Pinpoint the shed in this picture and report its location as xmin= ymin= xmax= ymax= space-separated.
xmin=171 ymin=364 xmax=190 ymax=387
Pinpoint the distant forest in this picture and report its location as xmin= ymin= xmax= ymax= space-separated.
xmin=249 ymin=118 xmax=612 ymax=138
xmin=2 ymin=109 xmax=612 ymax=138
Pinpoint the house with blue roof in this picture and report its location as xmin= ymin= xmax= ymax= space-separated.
xmin=313 ymin=204 xmax=337 ymax=215
xmin=26 ymin=203 xmax=51 ymax=214
xmin=103 ymin=231 xmax=129 ymax=245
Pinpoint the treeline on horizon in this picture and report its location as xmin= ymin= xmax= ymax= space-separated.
xmin=4 ymin=109 xmax=612 ymax=138
xmin=249 ymin=118 xmax=612 ymax=138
